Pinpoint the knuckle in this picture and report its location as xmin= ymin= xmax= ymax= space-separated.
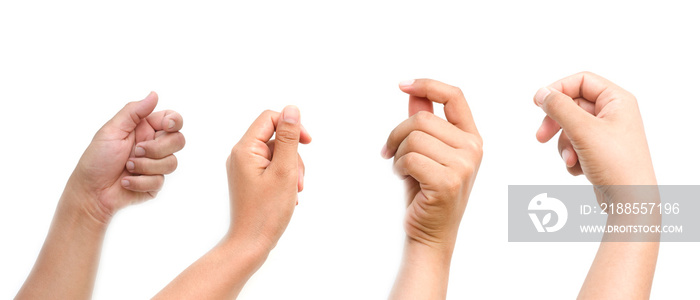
xmin=261 ymin=109 xmax=279 ymax=121
xmin=140 ymin=142 xmax=156 ymax=156
xmin=453 ymin=154 xmax=476 ymax=178
xmin=403 ymin=152 xmax=419 ymax=165
xmin=442 ymin=174 xmax=463 ymax=196
xmin=461 ymin=161 xmax=477 ymax=179
xmin=262 ymin=109 xmax=276 ymax=117
xmin=405 ymin=131 xmax=423 ymax=148
xmin=275 ymin=128 xmax=298 ymax=144
xmin=273 ymin=164 xmax=294 ymax=178
xmin=457 ymin=135 xmax=483 ymax=160
xmin=151 ymin=143 xmax=166 ymax=157
xmin=399 ymin=152 xmax=419 ymax=170
xmin=154 ymin=175 xmax=165 ymax=190
xmin=577 ymin=71 xmax=599 ymax=81
xmin=157 ymin=174 xmax=165 ymax=183
xmin=123 ymin=101 xmax=141 ymax=123
xmin=544 ymin=93 xmax=566 ymax=111
xmin=469 ymin=139 xmax=484 ymax=160
xmin=451 ymin=86 xmax=464 ymax=98
xmin=136 ymin=160 xmax=148 ymax=173
xmin=253 ymin=142 xmax=271 ymax=157
xmin=412 ymin=111 xmax=433 ymax=128
xmin=474 ymin=134 xmax=484 ymax=147
xmin=124 ymin=101 xmax=139 ymax=110
xmin=167 ymin=155 xmax=178 ymax=173
xmin=175 ymin=132 xmax=186 ymax=147
xmin=231 ymin=144 xmax=244 ymax=160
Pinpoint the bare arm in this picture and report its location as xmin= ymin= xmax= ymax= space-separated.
xmin=155 ymin=106 xmax=311 ymax=299
xmin=579 ymin=241 xmax=659 ymax=299
xmin=390 ymin=240 xmax=454 ymax=299
xmin=154 ymin=237 xmax=269 ymax=299
xmin=17 ymin=92 xmax=185 ymax=299
xmin=383 ymin=79 xmax=483 ymax=299
xmin=16 ymin=188 xmax=108 ymax=299
xmin=579 ymin=188 xmax=660 ymax=299
xmin=533 ymin=72 xmax=659 ymax=299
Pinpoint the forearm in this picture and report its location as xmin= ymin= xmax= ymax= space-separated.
xmin=579 ymin=187 xmax=660 ymax=299
xmin=16 ymin=188 xmax=109 ymax=299
xmin=389 ymin=238 xmax=454 ymax=300
xmin=579 ymin=241 xmax=659 ymax=300
xmin=154 ymin=236 xmax=270 ymax=299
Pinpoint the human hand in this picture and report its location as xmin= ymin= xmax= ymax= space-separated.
xmin=382 ymin=79 xmax=483 ymax=250
xmin=535 ymin=73 xmax=660 ymax=300
xmin=68 ymin=92 xmax=185 ymax=223
xmin=153 ymin=106 xmax=310 ymax=300
xmin=534 ymin=71 xmax=655 ymax=186
xmin=226 ymin=106 xmax=311 ymax=252
xmin=16 ymin=92 xmax=185 ymax=300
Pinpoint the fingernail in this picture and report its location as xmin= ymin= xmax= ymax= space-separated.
xmin=535 ymin=87 xmax=551 ymax=107
xmin=299 ymin=168 xmax=304 ymax=186
xmin=562 ymin=148 xmax=572 ymax=166
xmin=121 ymin=179 xmax=130 ymax=187
xmin=135 ymin=146 xmax=146 ymax=157
xmin=380 ymin=144 xmax=389 ymax=159
xmin=282 ymin=106 xmax=299 ymax=124
xmin=168 ymin=119 xmax=175 ymax=129
xmin=126 ymin=161 xmax=135 ymax=171
xmin=399 ymin=79 xmax=415 ymax=87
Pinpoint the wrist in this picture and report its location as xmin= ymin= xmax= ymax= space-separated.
xmin=595 ymin=185 xmax=660 ymax=207
xmin=404 ymin=237 xmax=455 ymax=269
xmin=390 ymin=237 xmax=455 ymax=299
xmin=219 ymin=234 xmax=272 ymax=272
xmin=59 ymin=181 xmax=112 ymax=232
xmin=405 ymin=227 xmax=458 ymax=256
xmin=225 ymin=222 xmax=283 ymax=258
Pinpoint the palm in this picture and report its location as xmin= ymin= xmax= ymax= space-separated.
xmin=76 ymin=119 xmax=158 ymax=213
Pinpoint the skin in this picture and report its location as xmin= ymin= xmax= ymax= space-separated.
xmin=16 ymin=92 xmax=185 ymax=299
xmin=534 ymin=72 xmax=659 ymax=299
xmin=154 ymin=106 xmax=311 ymax=299
xmin=382 ymin=79 xmax=483 ymax=299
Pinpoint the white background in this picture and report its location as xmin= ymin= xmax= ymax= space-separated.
xmin=1 ymin=1 xmax=699 ymax=299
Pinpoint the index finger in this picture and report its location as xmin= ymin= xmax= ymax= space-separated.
xmin=399 ymin=79 xmax=479 ymax=135
xmin=240 ymin=110 xmax=278 ymax=145
xmin=547 ymin=71 xmax=627 ymax=106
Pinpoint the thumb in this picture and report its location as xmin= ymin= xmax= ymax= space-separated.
xmin=270 ymin=105 xmax=301 ymax=178
xmin=104 ymin=92 xmax=159 ymax=137
xmin=534 ymin=87 xmax=592 ymax=137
